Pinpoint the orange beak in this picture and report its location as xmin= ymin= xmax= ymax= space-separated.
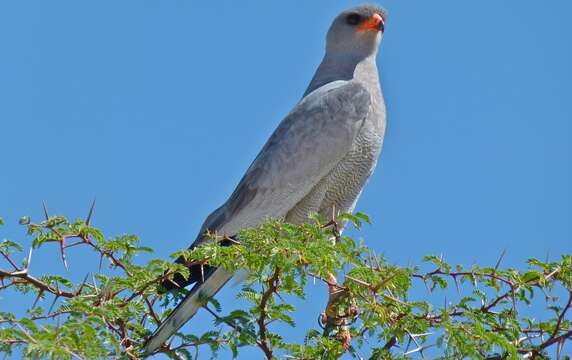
xmin=357 ymin=13 xmax=384 ymax=33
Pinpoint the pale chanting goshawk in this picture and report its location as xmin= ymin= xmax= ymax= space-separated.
xmin=146 ymin=4 xmax=388 ymax=353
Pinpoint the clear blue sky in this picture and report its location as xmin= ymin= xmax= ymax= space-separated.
xmin=1 ymin=1 xmax=570 ymax=358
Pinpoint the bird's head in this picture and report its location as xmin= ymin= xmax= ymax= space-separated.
xmin=326 ymin=4 xmax=386 ymax=57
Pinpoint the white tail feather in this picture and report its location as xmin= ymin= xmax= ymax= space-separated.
xmin=144 ymin=267 xmax=233 ymax=354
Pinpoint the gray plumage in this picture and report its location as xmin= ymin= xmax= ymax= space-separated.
xmin=145 ymin=4 xmax=387 ymax=353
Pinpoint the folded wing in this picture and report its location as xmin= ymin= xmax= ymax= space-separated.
xmin=197 ymin=80 xmax=373 ymax=240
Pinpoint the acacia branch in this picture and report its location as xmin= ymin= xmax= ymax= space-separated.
xmin=0 ymin=268 xmax=75 ymax=298
xmin=412 ymin=268 xmax=514 ymax=288
xmin=540 ymin=329 xmax=572 ymax=350
xmin=0 ymin=251 xmax=19 ymax=270
xmin=257 ymin=266 xmax=280 ymax=359
xmin=549 ymin=291 xmax=572 ymax=341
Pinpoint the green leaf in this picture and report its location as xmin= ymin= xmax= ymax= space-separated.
xmin=0 ymin=239 xmax=24 ymax=253
xmin=209 ymin=297 xmax=222 ymax=313
xmin=354 ymin=212 xmax=371 ymax=224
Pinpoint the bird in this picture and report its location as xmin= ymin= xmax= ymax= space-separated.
xmin=145 ymin=4 xmax=387 ymax=353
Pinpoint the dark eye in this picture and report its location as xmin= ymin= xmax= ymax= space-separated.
xmin=345 ymin=13 xmax=361 ymax=26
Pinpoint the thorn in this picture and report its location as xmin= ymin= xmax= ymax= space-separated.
xmin=98 ymin=253 xmax=103 ymax=272
xmin=409 ymin=332 xmax=433 ymax=337
xmin=494 ymin=249 xmax=507 ymax=272
xmin=42 ymin=201 xmax=49 ymax=221
xmin=404 ymin=346 xmax=429 ymax=356
xmin=26 ymin=248 xmax=33 ymax=271
xmin=557 ymin=337 xmax=564 ymax=359
xmin=92 ymin=274 xmax=99 ymax=294
xmin=345 ymin=275 xmax=370 ymax=287
xmin=200 ymin=263 xmax=205 ymax=283
xmin=32 ymin=290 xmax=44 ymax=308
xmin=63 ymin=241 xmax=83 ymax=249
xmin=405 ymin=330 xmax=426 ymax=359
xmin=167 ymin=279 xmax=181 ymax=288
xmin=545 ymin=267 xmax=560 ymax=281
xmin=86 ymin=198 xmax=96 ymax=226
xmin=60 ymin=239 xmax=68 ymax=271
xmin=422 ymin=279 xmax=430 ymax=293
xmin=453 ymin=277 xmax=461 ymax=296
xmin=404 ymin=333 xmax=413 ymax=352
xmin=48 ymin=295 xmax=59 ymax=314
xmin=77 ymin=273 xmax=90 ymax=295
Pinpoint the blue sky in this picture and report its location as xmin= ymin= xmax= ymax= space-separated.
xmin=0 ymin=0 xmax=570 ymax=358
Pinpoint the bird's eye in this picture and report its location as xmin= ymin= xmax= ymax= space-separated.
xmin=345 ymin=13 xmax=361 ymax=26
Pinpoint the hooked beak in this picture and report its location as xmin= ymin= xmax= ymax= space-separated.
xmin=357 ymin=13 xmax=385 ymax=33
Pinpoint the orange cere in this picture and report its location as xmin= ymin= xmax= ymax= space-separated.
xmin=357 ymin=13 xmax=384 ymax=32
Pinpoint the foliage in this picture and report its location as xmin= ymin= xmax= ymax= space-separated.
xmin=0 ymin=206 xmax=570 ymax=359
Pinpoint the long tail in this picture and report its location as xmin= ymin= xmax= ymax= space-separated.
xmin=144 ymin=267 xmax=233 ymax=354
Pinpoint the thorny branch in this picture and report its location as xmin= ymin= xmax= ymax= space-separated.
xmin=257 ymin=266 xmax=280 ymax=359
xmin=307 ymin=221 xmax=572 ymax=359
xmin=1 ymin=213 xmax=570 ymax=359
xmin=0 ymin=203 xmax=158 ymax=359
xmin=0 ymin=266 xmax=75 ymax=298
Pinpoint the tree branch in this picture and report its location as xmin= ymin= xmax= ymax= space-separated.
xmin=257 ymin=266 xmax=280 ymax=359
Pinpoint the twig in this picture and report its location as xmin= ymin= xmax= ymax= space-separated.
xmin=144 ymin=296 xmax=161 ymax=326
xmin=203 ymin=305 xmax=242 ymax=333
xmin=0 ymin=269 xmax=75 ymax=298
xmin=85 ymin=199 xmax=96 ymax=226
xmin=549 ymin=291 xmax=572 ymax=341
xmin=0 ymin=251 xmax=19 ymax=270
xmin=257 ymin=266 xmax=280 ymax=359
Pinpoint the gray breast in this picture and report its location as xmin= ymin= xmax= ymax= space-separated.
xmin=285 ymin=115 xmax=385 ymax=224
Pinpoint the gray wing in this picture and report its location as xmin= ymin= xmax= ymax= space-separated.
xmin=196 ymin=80 xmax=373 ymax=241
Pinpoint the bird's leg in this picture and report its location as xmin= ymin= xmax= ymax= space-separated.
xmin=319 ymin=272 xmax=355 ymax=354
